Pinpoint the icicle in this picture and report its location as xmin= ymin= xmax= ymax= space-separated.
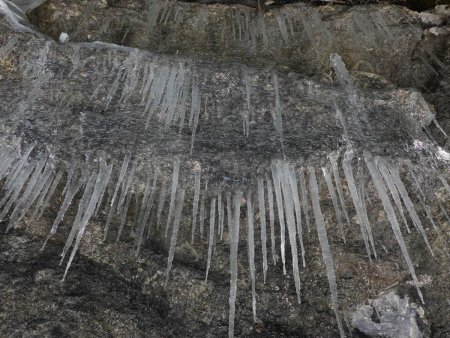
xmin=287 ymin=165 xmax=306 ymax=268
xmin=0 ymin=163 xmax=36 ymax=222
xmin=226 ymin=192 xmax=232 ymax=235
xmin=115 ymin=160 xmax=137 ymax=225
xmin=136 ymin=168 xmax=159 ymax=254
xmin=143 ymin=168 xmax=160 ymax=238
xmin=266 ymin=175 xmax=277 ymax=265
xmin=206 ymin=197 xmax=216 ymax=282
xmin=199 ymin=179 xmax=208 ymax=238
xmin=191 ymin=168 xmax=201 ymax=244
xmin=365 ymin=153 xmax=424 ymax=304
xmin=116 ymin=186 xmax=134 ymax=242
xmin=3 ymin=144 xmax=34 ymax=191
xmin=103 ymin=154 xmax=131 ymax=240
xmin=376 ymin=159 xmax=410 ymax=233
xmin=0 ymin=148 xmax=19 ymax=181
xmin=41 ymin=172 xmax=85 ymax=251
xmin=61 ymin=172 xmax=97 ymax=263
xmin=218 ymin=191 xmax=225 ymax=240
xmin=257 ymin=178 xmax=268 ymax=282
xmin=189 ymin=80 xmax=202 ymax=154
xmin=271 ymin=162 xmax=287 ymax=275
xmin=93 ymin=163 xmax=113 ymax=217
xmin=275 ymin=11 xmax=289 ymax=46
xmin=30 ymin=169 xmax=62 ymax=223
xmin=308 ymin=167 xmax=345 ymax=338
xmin=322 ymin=165 xmax=346 ymax=242
xmin=297 ymin=167 xmax=311 ymax=232
xmin=246 ymin=191 xmax=257 ymax=321
xmin=165 ymin=188 xmax=186 ymax=286
xmin=165 ymin=159 xmax=181 ymax=238
xmin=62 ymin=160 xmax=110 ymax=281
xmin=228 ymin=190 xmax=242 ymax=338
xmin=439 ymin=175 xmax=450 ymax=194
xmin=156 ymin=177 xmax=168 ymax=230
xmin=438 ymin=199 xmax=450 ymax=225
xmin=342 ymin=148 xmax=375 ymax=260
xmin=280 ymin=162 xmax=301 ymax=304
xmin=328 ymin=152 xmax=351 ymax=229
xmin=8 ymin=160 xmax=54 ymax=231
xmin=387 ymin=162 xmax=434 ymax=256
xmin=5 ymin=156 xmax=49 ymax=231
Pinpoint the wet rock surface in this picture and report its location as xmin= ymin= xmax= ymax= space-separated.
xmin=1 ymin=0 xmax=450 ymax=337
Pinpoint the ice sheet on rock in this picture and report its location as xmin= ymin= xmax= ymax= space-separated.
xmin=308 ymin=167 xmax=345 ymax=338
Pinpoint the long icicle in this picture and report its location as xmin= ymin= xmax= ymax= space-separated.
xmin=257 ymin=178 xmax=268 ymax=282
xmin=246 ymin=191 xmax=257 ymax=322
xmin=266 ymin=174 xmax=278 ymax=265
xmin=328 ymin=151 xmax=351 ymax=228
xmin=191 ymin=168 xmax=201 ymax=244
xmin=165 ymin=188 xmax=186 ymax=286
xmin=62 ymin=160 xmax=110 ymax=281
xmin=322 ymin=165 xmax=346 ymax=242
xmin=342 ymin=148 xmax=374 ymax=260
xmin=280 ymin=162 xmax=301 ymax=304
xmin=272 ymin=162 xmax=287 ymax=275
xmin=308 ymin=167 xmax=345 ymax=338
xmin=365 ymin=153 xmax=424 ymax=304
xmin=386 ymin=161 xmax=434 ymax=256
xmin=165 ymin=158 xmax=181 ymax=237
xmin=298 ymin=167 xmax=311 ymax=232
xmin=228 ymin=190 xmax=242 ymax=338
xmin=287 ymin=164 xmax=306 ymax=267
xmin=376 ymin=159 xmax=411 ymax=233
xmin=206 ymin=197 xmax=216 ymax=282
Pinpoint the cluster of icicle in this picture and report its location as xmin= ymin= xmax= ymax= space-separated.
xmin=1 ymin=140 xmax=449 ymax=337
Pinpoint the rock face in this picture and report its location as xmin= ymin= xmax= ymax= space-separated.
xmin=0 ymin=1 xmax=449 ymax=337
